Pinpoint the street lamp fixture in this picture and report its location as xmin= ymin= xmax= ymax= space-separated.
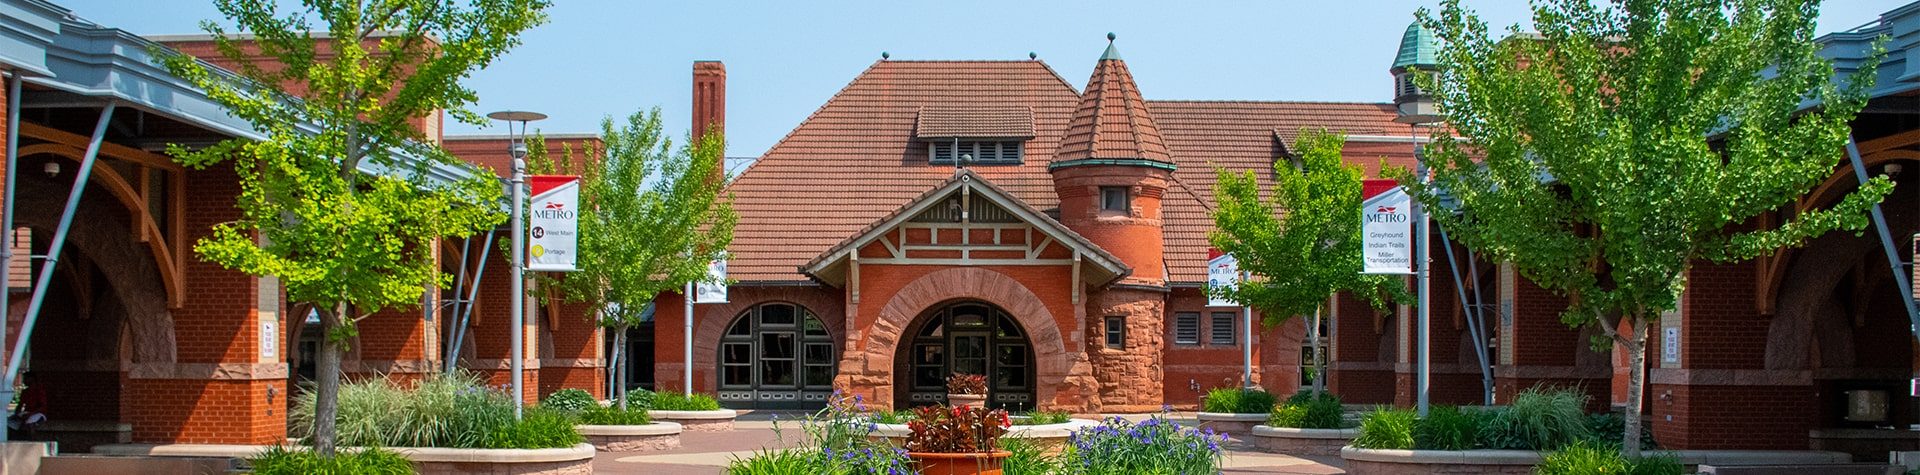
xmin=488 ymin=109 xmax=545 ymax=419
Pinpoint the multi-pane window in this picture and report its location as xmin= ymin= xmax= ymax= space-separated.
xmin=718 ymin=303 xmax=834 ymax=391
xmin=1210 ymin=311 xmax=1237 ymax=346
xmin=1100 ymin=187 xmax=1130 ymax=212
xmin=1104 ymin=316 xmax=1126 ymax=349
xmin=1172 ymin=312 xmax=1200 ymax=345
xmin=930 ymin=140 xmax=1024 ymax=164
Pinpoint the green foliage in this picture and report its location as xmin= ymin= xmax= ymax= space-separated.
xmin=1413 ymin=405 xmax=1484 ymax=450
xmin=484 ymin=408 xmax=584 ymax=449
xmin=1000 ymin=437 xmax=1066 ymax=475
xmin=1016 ymin=410 xmax=1072 ymax=426
xmin=531 ymin=108 xmax=736 ymax=330
xmin=651 ymin=392 xmax=721 ymax=411
xmin=578 ymin=405 xmax=652 ymax=426
xmin=726 ymin=393 xmax=910 ymax=475
xmin=540 ymin=388 xmax=597 ymax=415
xmin=623 ymin=388 xmax=656 ymax=410
xmin=162 ymin=0 xmax=550 ymax=454
xmin=1352 ymin=408 xmax=1417 ymax=449
xmin=1210 ymin=129 xmax=1403 ymax=324
xmin=868 ymin=409 xmax=914 ymax=424
xmin=289 ymin=372 xmax=577 ymax=449
xmin=1587 ymin=412 xmax=1659 ymax=450
xmin=1537 ymin=440 xmax=1684 ymax=475
xmin=248 ymin=446 xmax=413 ymax=475
xmin=1061 ymin=416 xmax=1226 ymax=475
xmin=1479 ymin=387 xmax=1593 ymax=450
xmin=1268 ymin=392 xmax=1346 ymax=429
xmin=1410 ymin=0 xmax=1887 ymax=456
xmin=1202 ymin=387 xmax=1276 ymax=414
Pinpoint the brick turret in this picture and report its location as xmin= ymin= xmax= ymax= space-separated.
xmin=1049 ymin=33 xmax=1174 ymax=287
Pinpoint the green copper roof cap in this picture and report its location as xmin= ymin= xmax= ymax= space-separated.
xmin=1392 ymin=21 xmax=1438 ymax=69
xmin=1100 ymin=32 xmax=1122 ymax=61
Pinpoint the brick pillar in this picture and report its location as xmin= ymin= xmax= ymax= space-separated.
xmin=1647 ymin=262 xmax=1814 ymax=450
xmin=126 ymin=162 xmax=286 ymax=445
xmin=539 ymin=298 xmax=604 ymax=399
xmin=1327 ymin=291 xmax=1396 ymax=405
xmin=1491 ymin=263 xmax=1609 ymax=410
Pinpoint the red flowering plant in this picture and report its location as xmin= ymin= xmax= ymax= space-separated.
xmin=904 ymin=404 xmax=1011 ymax=453
xmin=945 ymin=373 xmax=987 ymax=395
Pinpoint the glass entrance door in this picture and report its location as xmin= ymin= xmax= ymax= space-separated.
xmin=900 ymin=302 xmax=1035 ymax=410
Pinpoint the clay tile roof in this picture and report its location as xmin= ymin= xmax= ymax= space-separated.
xmin=1054 ymin=52 xmax=1173 ymax=164
xmin=914 ymin=106 xmax=1036 ymax=139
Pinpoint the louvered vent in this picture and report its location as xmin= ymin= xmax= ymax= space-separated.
xmin=930 ymin=140 xmax=1023 ymax=164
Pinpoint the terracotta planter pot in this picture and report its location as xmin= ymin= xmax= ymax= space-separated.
xmin=909 ymin=450 xmax=1010 ymax=475
xmin=946 ymin=394 xmax=987 ymax=407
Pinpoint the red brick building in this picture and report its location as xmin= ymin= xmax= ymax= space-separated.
xmin=0 ymin=0 xmax=1911 ymax=460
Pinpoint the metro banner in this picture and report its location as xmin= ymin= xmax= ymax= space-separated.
xmin=1361 ymin=179 xmax=1415 ymax=275
xmin=527 ymin=175 xmax=580 ymax=272
xmin=1206 ymin=248 xmax=1239 ymax=307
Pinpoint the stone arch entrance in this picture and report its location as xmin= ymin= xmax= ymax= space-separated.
xmin=840 ymin=267 xmax=1085 ymax=411
xmin=894 ymin=301 xmax=1036 ymax=410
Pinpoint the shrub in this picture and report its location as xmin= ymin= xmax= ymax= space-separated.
xmin=291 ymin=372 xmax=514 ymax=448
xmin=727 ymin=392 xmax=910 ymax=475
xmin=248 ymin=446 xmax=413 ymax=475
xmin=651 ymin=392 xmax=721 ymax=411
xmin=1479 ymin=386 xmax=1592 ymax=450
xmin=484 ymin=407 xmax=585 ymax=449
xmin=906 ymin=404 xmax=1011 ymax=453
xmin=578 ymin=405 xmax=652 ymax=425
xmin=946 ymin=373 xmax=987 ymax=395
xmin=1201 ymin=387 xmax=1276 ymax=414
xmin=541 ymin=388 xmax=597 ymax=414
xmin=622 ymin=388 xmax=655 ymax=409
xmin=1016 ymin=410 xmax=1071 ymax=425
xmin=1268 ymin=392 xmax=1345 ymax=429
xmin=1351 ymin=408 xmax=1416 ymax=449
xmin=1586 ymin=412 xmax=1658 ymax=449
xmin=1062 ymin=416 xmax=1226 ymax=475
xmin=1412 ymin=405 xmax=1484 ymax=450
xmin=1536 ymin=440 xmax=1684 ymax=475
xmin=868 ymin=408 xmax=914 ymax=424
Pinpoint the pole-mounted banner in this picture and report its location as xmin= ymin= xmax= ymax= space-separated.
xmin=695 ymin=254 xmax=728 ymax=304
xmin=1206 ymin=248 xmax=1239 ymax=307
xmin=1361 ymin=179 xmax=1415 ymax=275
xmin=527 ymin=175 xmax=580 ymax=272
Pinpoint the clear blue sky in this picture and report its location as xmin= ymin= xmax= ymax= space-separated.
xmin=57 ymin=1 xmax=1895 ymax=159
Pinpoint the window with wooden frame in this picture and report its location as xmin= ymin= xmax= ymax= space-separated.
xmin=1104 ymin=316 xmax=1126 ymax=349
xmin=1100 ymin=187 xmax=1130 ymax=212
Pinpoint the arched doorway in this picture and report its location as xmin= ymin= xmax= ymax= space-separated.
xmin=896 ymin=301 xmax=1035 ymax=411
xmin=715 ymin=302 xmax=834 ymax=409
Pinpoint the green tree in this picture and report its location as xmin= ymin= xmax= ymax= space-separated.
xmin=1408 ymin=0 xmax=1886 ymax=456
xmin=532 ymin=109 xmax=736 ymax=410
xmin=161 ymin=0 xmax=548 ymax=456
xmin=1210 ymin=129 xmax=1401 ymax=396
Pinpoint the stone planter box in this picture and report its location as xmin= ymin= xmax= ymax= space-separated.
xmin=1811 ymin=429 xmax=1920 ymax=462
xmin=1194 ymin=412 xmax=1268 ymax=435
xmin=871 ymin=418 xmax=1098 ymax=455
xmin=1247 ymin=425 xmax=1356 ymax=456
xmin=648 ymin=409 xmax=738 ymax=432
xmin=577 ymin=422 xmax=681 ymax=452
xmin=1340 ymin=446 xmax=1853 ymax=474
xmin=93 ymin=442 xmax=597 ymax=475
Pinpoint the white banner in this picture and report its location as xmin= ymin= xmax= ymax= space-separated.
xmin=1207 ymin=250 xmax=1239 ymax=307
xmin=695 ymin=255 xmax=728 ymax=303
xmin=527 ymin=175 xmax=580 ymax=272
xmin=1362 ymin=186 xmax=1416 ymax=275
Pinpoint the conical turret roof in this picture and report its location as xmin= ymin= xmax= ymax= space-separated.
xmin=1392 ymin=21 xmax=1438 ymax=70
xmin=1053 ymin=35 xmax=1172 ymax=166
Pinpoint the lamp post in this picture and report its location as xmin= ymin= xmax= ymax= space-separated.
xmin=1394 ymin=113 xmax=1439 ymax=417
xmin=488 ymin=110 xmax=545 ymax=419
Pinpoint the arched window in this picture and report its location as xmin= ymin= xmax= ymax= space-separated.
xmin=717 ymin=302 xmax=834 ymax=408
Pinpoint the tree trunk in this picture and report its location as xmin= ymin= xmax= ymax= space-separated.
xmin=612 ymin=324 xmax=628 ymax=410
xmin=1621 ymin=317 xmax=1648 ymax=458
xmin=313 ymin=303 xmax=347 ymax=457
xmin=1311 ymin=304 xmax=1326 ymax=397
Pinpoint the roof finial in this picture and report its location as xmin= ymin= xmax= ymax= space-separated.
xmin=1100 ymin=33 xmax=1123 ymax=61
xmin=881 ymin=51 xmax=890 ymax=60
xmin=1029 ymin=51 xmax=1037 ymax=60
xmin=1107 ymin=32 xmax=1116 ymax=42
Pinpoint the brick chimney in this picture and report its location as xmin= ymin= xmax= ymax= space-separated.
xmin=692 ymin=61 xmax=726 ymax=147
